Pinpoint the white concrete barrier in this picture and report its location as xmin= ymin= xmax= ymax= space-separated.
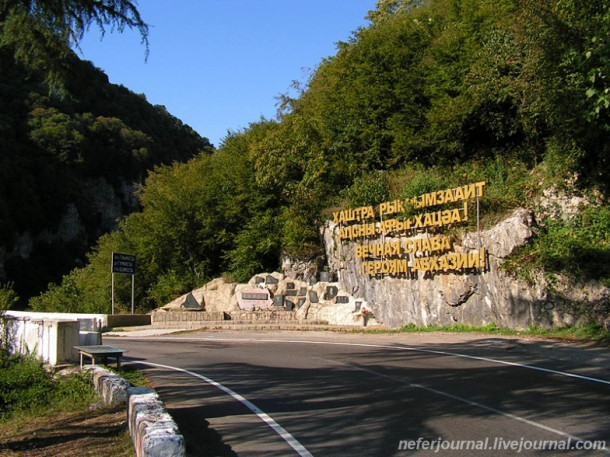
xmin=87 ymin=367 xmax=185 ymax=457
xmin=3 ymin=311 xmax=103 ymax=363
xmin=1 ymin=315 xmax=80 ymax=364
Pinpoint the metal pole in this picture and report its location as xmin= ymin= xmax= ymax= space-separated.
xmin=111 ymin=272 xmax=115 ymax=315
xmin=131 ymin=274 xmax=135 ymax=314
xmin=477 ymin=195 xmax=481 ymax=249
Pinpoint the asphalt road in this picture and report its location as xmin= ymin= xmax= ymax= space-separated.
xmin=105 ymin=331 xmax=610 ymax=457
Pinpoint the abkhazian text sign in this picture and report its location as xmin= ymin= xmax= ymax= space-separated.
xmin=333 ymin=181 xmax=487 ymax=277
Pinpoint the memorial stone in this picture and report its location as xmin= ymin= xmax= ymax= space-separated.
xmin=335 ymin=296 xmax=349 ymax=304
xmin=298 ymin=287 xmax=307 ymax=296
xmin=325 ymin=285 xmax=338 ymax=300
xmin=266 ymin=275 xmax=279 ymax=285
xmin=308 ymin=276 xmax=317 ymax=286
xmin=308 ymin=290 xmax=319 ymax=303
xmin=297 ymin=298 xmax=306 ymax=308
xmin=273 ymin=294 xmax=285 ymax=307
xmin=238 ymin=288 xmax=273 ymax=310
xmin=285 ymin=289 xmax=297 ymax=297
xmin=354 ymin=301 xmax=362 ymax=312
xmin=285 ymin=300 xmax=295 ymax=311
xmin=286 ymin=282 xmax=295 ymax=290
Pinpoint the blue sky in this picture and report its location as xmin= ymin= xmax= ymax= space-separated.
xmin=78 ymin=1 xmax=377 ymax=148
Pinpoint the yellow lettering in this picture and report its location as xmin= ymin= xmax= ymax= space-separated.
xmin=454 ymin=186 xmax=465 ymax=201
xmin=468 ymin=251 xmax=480 ymax=268
xmin=444 ymin=188 xmax=455 ymax=203
xmin=463 ymin=183 xmax=475 ymax=200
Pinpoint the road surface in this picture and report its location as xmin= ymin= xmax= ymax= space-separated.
xmin=106 ymin=331 xmax=610 ymax=456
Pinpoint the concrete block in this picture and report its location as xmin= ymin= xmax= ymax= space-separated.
xmin=128 ymin=389 xmax=163 ymax=437
xmin=86 ymin=366 xmax=114 ymax=390
xmin=85 ymin=371 xmax=184 ymax=457
xmin=139 ymin=423 xmax=185 ymax=457
xmin=101 ymin=375 xmax=130 ymax=407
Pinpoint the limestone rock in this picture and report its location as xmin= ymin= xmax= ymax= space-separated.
xmin=323 ymin=207 xmax=609 ymax=330
xmin=463 ymin=208 xmax=534 ymax=259
xmin=537 ymin=187 xmax=589 ymax=222
xmin=198 ymin=277 xmax=238 ymax=313
xmin=280 ymin=253 xmax=322 ymax=283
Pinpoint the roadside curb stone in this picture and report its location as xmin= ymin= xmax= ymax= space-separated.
xmin=85 ymin=367 xmax=185 ymax=457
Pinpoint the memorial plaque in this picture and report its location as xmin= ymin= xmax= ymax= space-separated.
xmin=285 ymin=300 xmax=295 ymax=311
xmin=308 ymin=290 xmax=319 ymax=303
xmin=319 ymin=271 xmax=330 ymax=282
xmin=335 ymin=296 xmax=349 ymax=304
xmin=266 ymin=275 xmax=279 ymax=285
xmin=297 ymin=298 xmax=306 ymax=308
xmin=298 ymin=287 xmax=307 ymax=296
xmin=273 ymin=294 xmax=285 ymax=307
xmin=286 ymin=282 xmax=295 ymax=290
xmin=308 ymin=276 xmax=317 ymax=286
xmin=354 ymin=301 xmax=362 ymax=312
xmin=324 ymin=285 xmax=338 ymax=300
xmin=254 ymin=276 xmax=264 ymax=285
xmin=242 ymin=292 xmax=269 ymax=300
xmin=238 ymin=288 xmax=273 ymax=310
xmin=285 ymin=289 xmax=297 ymax=297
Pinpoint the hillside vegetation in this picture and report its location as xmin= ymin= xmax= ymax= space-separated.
xmin=30 ymin=0 xmax=610 ymax=313
xmin=0 ymin=46 xmax=212 ymax=303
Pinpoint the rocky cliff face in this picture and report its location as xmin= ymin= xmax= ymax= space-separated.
xmin=323 ymin=208 xmax=610 ymax=330
xmin=0 ymin=177 xmax=137 ymax=300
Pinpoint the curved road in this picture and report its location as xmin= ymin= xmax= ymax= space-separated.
xmin=106 ymin=331 xmax=610 ymax=456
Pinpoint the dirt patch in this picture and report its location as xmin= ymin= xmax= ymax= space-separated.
xmin=0 ymin=406 xmax=134 ymax=457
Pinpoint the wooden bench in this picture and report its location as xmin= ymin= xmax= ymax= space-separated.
xmin=74 ymin=345 xmax=126 ymax=369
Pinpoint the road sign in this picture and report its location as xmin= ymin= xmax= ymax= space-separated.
xmin=112 ymin=253 xmax=136 ymax=275
xmin=111 ymin=252 xmax=136 ymax=315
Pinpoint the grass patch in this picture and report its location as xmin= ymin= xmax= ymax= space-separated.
xmin=113 ymin=365 xmax=152 ymax=388
xmin=393 ymin=322 xmax=610 ymax=344
xmin=0 ymin=354 xmax=138 ymax=456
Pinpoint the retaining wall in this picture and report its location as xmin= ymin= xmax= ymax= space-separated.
xmin=151 ymin=309 xmax=301 ymax=328
xmin=151 ymin=310 xmax=227 ymax=328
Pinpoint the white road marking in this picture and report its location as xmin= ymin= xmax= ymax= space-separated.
xmin=138 ymin=360 xmax=314 ymax=457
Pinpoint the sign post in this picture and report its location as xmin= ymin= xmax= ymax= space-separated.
xmin=111 ymin=253 xmax=137 ymax=314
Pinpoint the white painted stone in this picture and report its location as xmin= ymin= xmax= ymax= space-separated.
xmin=101 ymin=375 xmax=130 ymax=407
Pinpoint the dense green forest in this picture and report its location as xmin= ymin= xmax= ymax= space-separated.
xmin=15 ymin=0 xmax=610 ymax=313
xmin=0 ymin=2 xmax=212 ymax=304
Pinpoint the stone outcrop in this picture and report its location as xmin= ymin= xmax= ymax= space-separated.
xmin=155 ymin=271 xmax=381 ymax=327
xmin=324 ymin=208 xmax=610 ymax=330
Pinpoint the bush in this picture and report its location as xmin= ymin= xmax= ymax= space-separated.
xmin=344 ymin=172 xmax=391 ymax=207
xmin=0 ymin=355 xmax=54 ymax=418
xmin=505 ymin=205 xmax=610 ymax=286
xmin=0 ymin=354 xmax=95 ymax=419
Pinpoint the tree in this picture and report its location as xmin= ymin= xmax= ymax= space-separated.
xmin=0 ymin=0 xmax=149 ymax=89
